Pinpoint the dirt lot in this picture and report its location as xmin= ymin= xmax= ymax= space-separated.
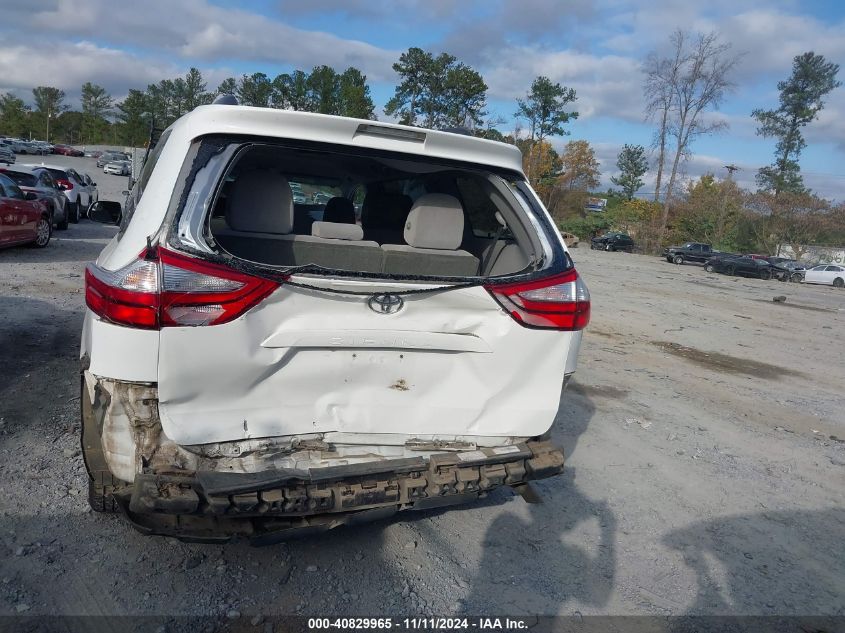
xmin=0 ymin=163 xmax=843 ymax=627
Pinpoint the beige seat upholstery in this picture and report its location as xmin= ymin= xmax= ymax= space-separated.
xmin=381 ymin=194 xmax=479 ymax=276
xmin=214 ymin=172 xmax=382 ymax=271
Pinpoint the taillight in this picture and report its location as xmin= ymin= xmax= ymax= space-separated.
xmin=485 ymin=269 xmax=590 ymax=330
xmin=85 ymin=249 xmax=280 ymax=329
xmin=57 ymin=178 xmax=73 ymax=190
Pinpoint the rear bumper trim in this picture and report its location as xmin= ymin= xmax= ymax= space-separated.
xmin=119 ymin=440 xmax=564 ymax=543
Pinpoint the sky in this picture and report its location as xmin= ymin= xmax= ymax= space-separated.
xmin=1 ymin=0 xmax=844 ymax=199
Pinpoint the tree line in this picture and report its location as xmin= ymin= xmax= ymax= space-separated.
xmin=0 ymin=38 xmax=841 ymax=254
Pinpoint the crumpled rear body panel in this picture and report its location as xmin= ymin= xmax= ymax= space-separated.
xmin=157 ymin=280 xmax=576 ymax=446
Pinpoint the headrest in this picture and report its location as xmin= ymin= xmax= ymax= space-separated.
xmin=226 ymin=171 xmax=293 ymax=234
xmin=311 ymin=221 xmax=364 ymax=241
xmin=404 ymin=194 xmax=464 ymax=250
xmin=323 ymin=197 xmax=356 ymax=224
xmin=362 ymin=191 xmax=413 ymax=229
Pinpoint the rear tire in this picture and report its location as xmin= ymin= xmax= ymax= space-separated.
xmin=704 ymin=264 xmax=715 ymax=273
xmin=727 ymin=265 xmax=736 ymax=276
xmin=673 ymin=255 xmax=684 ymax=265
xmin=834 ymin=277 xmax=844 ymax=289
xmin=605 ymin=243 xmax=612 ymax=251
xmin=70 ymin=200 xmax=80 ymax=224
xmin=29 ymin=216 xmax=51 ymax=248
xmin=760 ymin=270 xmax=772 ymax=281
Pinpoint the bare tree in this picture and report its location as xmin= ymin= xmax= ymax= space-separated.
xmin=645 ymin=30 xmax=740 ymax=242
xmin=643 ymin=37 xmax=685 ymax=202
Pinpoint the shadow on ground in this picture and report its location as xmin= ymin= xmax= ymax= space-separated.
xmin=664 ymin=507 xmax=845 ymax=615
xmin=459 ymin=382 xmax=617 ymax=614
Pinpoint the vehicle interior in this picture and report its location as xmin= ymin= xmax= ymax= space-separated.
xmin=206 ymin=143 xmax=539 ymax=278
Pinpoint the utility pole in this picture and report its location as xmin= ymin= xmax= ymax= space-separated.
xmin=715 ymin=165 xmax=740 ymax=247
xmin=46 ymin=110 xmax=52 ymax=144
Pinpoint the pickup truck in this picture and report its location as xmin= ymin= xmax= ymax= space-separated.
xmin=664 ymin=242 xmax=722 ymax=264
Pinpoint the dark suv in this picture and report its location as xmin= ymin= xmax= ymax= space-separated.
xmin=591 ymin=232 xmax=634 ymax=252
xmin=664 ymin=242 xmax=716 ymax=264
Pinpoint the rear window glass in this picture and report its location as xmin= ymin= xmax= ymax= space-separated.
xmin=178 ymin=140 xmax=553 ymax=280
xmin=4 ymin=171 xmax=36 ymax=187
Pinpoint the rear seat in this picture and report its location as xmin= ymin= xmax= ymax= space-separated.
xmin=214 ymin=171 xmax=383 ymax=271
xmin=381 ymin=194 xmax=480 ymax=276
xmin=307 ymin=221 xmax=382 ymax=270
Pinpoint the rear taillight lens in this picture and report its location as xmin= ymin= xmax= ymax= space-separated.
xmin=85 ymin=249 xmax=280 ymax=329
xmin=485 ymin=269 xmax=590 ymax=330
xmin=57 ymin=178 xmax=73 ymax=190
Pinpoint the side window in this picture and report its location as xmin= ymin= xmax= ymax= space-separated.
xmin=456 ymin=176 xmax=500 ymax=236
xmin=121 ymin=129 xmax=172 ymax=232
xmin=2 ymin=178 xmax=24 ymax=200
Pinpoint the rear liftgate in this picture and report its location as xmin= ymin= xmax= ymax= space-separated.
xmin=117 ymin=441 xmax=563 ymax=545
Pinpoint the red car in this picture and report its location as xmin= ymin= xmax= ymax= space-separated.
xmin=52 ymin=144 xmax=84 ymax=157
xmin=0 ymin=172 xmax=52 ymax=249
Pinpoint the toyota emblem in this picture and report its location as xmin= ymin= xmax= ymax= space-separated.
xmin=368 ymin=293 xmax=404 ymax=314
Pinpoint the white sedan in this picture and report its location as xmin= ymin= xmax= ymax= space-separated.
xmin=804 ymin=264 xmax=845 ymax=288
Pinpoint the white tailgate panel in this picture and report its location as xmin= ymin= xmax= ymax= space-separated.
xmin=157 ymin=283 xmax=574 ymax=445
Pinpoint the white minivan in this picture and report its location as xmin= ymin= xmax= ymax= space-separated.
xmin=82 ymin=103 xmax=589 ymax=543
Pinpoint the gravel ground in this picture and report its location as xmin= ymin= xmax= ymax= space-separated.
xmin=0 ymin=159 xmax=843 ymax=627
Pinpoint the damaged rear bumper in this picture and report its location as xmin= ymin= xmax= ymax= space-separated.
xmin=116 ymin=440 xmax=564 ymax=545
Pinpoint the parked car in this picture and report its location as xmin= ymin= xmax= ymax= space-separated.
xmin=23 ymin=163 xmax=90 ymax=223
xmin=52 ymin=144 xmax=84 ymax=157
xmin=103 ymin=160 xmax=131 ymax=176
xmin=6 ymin=139 xmax=28 ymax=153
xmin=664 ymin=242 xmax=720 ymax=264
xmin=17 ymin=141 xmax=41 ymax=154
xmin=97 ymin=151 xmax=131 ymax=168
xmin=766 ymin=257 xmax=805 ymax=282
xmin=0 ymin=142 xmax=16 ymax=164
xmin=704 ymin=255 xmax=778 ymax=279
xmin=0 ymin=172 xmax=52 ymax=248
xmin=561 ymin=231 xmax=579 ymax=248
xmin=30 ymin=141 xmax=52 ymax=155
xmin=0 ymin=165 xmax=70 ymax=230
xmin=803 ymin=264 xmax=845 ymax=288
xmin=80 ymin=104 xmax=583 ymax=540
xmin=591 ymin=231 xmax=634 ymax=252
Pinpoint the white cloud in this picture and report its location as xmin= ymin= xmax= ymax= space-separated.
xmin=481 ymin=47 xmax=645 ymax=122
xmin=0 ymin=40 xmax=178 ymax=99
xmin=18 ymin=0 xmax=398 ymax=81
